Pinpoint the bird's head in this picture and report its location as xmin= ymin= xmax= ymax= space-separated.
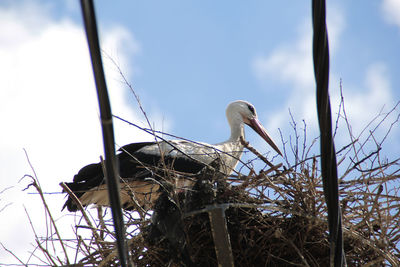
xmin=226 ymin=100 xmax=282 ymax=156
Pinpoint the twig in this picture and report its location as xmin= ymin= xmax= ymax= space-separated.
xmin=60 ymin=182 xmax=106 ymax=258
xmin=23 ymin=206 xmax=58 ymax=266
xmin=0 ymin=243 xmax=27 ymax=266
xmin=240 ymin=136 xmax=280 ymax=171
xmin=22 ymin=149 xmax=70 ymax=265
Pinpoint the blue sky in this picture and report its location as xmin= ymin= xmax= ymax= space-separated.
xmin=1 ymin=0 xmax=399 ymax=264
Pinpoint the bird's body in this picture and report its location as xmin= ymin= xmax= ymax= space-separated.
xmin=130 ymin=139 xmax=245 ymax=174
xmin=62 ymin=100 xmax=282 ymax=212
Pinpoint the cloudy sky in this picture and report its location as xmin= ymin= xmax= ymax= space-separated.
xmin=1 ymin=0 xmax=399 ymax=264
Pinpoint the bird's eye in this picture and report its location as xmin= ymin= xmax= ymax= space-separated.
xmin=247 ymin=104 xmax=255 ymax=115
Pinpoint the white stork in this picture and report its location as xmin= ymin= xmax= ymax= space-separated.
xmin=62 ymin=100 xmax=282 ymax=212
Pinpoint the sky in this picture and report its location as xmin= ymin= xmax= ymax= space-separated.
xmin=1 ymin=0 xmax=399 ymax=265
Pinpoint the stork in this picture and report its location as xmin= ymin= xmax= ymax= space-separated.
xmin=62 ymin=100 xmax=282 ymax=212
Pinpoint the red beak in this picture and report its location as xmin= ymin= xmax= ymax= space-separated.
xmin=247 ymin=118 xmax=283 ymax=156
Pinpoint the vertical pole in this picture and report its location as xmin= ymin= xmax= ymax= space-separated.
xmin=209 ymin=207 xmax=235 ymax=267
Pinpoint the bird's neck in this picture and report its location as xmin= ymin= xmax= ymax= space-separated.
xmin=228 ymin=122 xmax=245 ymax=142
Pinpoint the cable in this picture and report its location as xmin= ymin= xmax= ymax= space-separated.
xmin=79 ymin=1 xmax=130 ymax=266
xmin=311 ymin=0 xmax=346 ymax=266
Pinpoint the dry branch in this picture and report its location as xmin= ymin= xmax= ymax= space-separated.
xmin=6 ymin=94 xmax=400 ymax=267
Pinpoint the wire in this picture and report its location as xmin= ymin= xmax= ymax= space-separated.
xmin=79 ymin=1 xmax=130 ymax=266
xmin=311 ymin=0 xmax=346 ymax=266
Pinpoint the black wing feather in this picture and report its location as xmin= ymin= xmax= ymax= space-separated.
xmin=63 ymin=142 xmax=207 ymax=211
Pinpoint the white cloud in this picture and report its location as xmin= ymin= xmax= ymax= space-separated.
xmin=253 ymin=5 xmax=345 ymax=126
xmin=253 ymin=26 xmax=314 ymax=90
xmin=252 ymin=5 xmax=396 ymax=150
xmin=252 ymin=19 xmax=316 ymax=142
xmin=333 ymin=63 xmax=397 ymax=142
xmin=0 ymin=2 xmax=168 ymax=264
xmin=382 ymin=0 xmax=400 ymax=28
xmin=253 ymin=5 xmax=344 ymax=92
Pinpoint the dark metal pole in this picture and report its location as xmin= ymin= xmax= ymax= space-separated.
xmin=311 ymin=1 xmax=346 ymax=266
xmin=79 ymin=1 xmax=129 ymax=266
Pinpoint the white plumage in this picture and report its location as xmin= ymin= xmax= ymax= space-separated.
xmin=63 ymin=100 xmax=282 ymax=211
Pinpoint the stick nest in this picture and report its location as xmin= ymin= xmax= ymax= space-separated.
xmin=60 ymin=135 xmax=400 ymax=266
xmin=129 ymin=157 xmax=400 ymax=266
xmin=13 ymin=101 xmax=400 ymax=267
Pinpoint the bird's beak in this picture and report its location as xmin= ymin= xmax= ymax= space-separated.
xmin=247 ymin=118 xmax=283 ymax=156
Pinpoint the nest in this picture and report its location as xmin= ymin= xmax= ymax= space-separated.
xmin=54 ymin=134 xmax=400 ymax=267
xmin=128 ymin=155 xmax=400 ymax=267
xmin=11 ymin=104 xmax=400 ymax=267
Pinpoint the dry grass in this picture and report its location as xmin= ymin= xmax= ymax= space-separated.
xmin=4 ymin=95 xmax=400 ymax=266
